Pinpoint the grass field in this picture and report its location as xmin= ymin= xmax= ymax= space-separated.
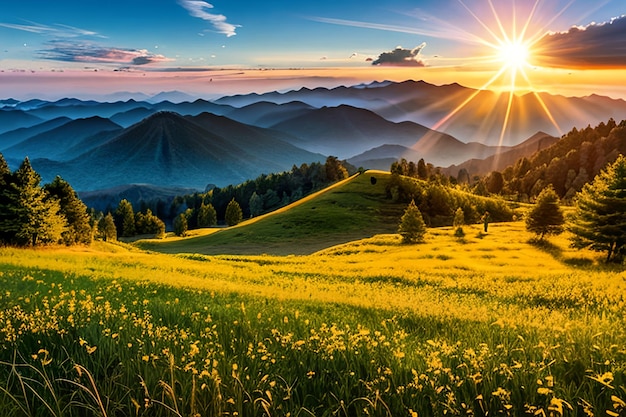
xmin=1 ymin=217 xmax=625 ymax=416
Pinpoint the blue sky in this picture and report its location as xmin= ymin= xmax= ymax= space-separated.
xmin=1 ymin=0 xmax=625 ymax=99
xmin=1 ymin=0 xmax=623 ymax=69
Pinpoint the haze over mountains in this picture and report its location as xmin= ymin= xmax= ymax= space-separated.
xmin=1 ymin=80 xmax=625 ymax=193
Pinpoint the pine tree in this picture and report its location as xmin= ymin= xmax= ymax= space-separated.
xmin=174 ymin=212 xmax=188 ymax=237
xmin=45 ymin=176 xmax=92 ymax=245
xmin=453 ymin=207 xmax=465 ymax=238
xmin=525 ymin=185 xmax=564 ymax=241
xmin=0 ymin=153 xmax=12 ymax=243
xmin=136 ymin=209 xmax=166 ymax=238
xmin=453 ymin=207 xmax=465 ymax=228
xmin=98 ymin=212 xmax=117 ymax=241
xmin=569 ymin=155 xmax=626 ymax=262
xmin=417 ymin=158 xmax=428 ymax=180
xmin=398 ymin=199 xmax=427 ymax=243
xmin=2 ymin=158 xmax=66 ymax=246
xmin=249 ymin=192 xmax=263 ymax=217
xmin=225 ymin=198 xmax=243 ymax=226
xmin=0 ymin=153 xmax=9 ymax=185
xmin=324 ymin=156 xmax=349 ymax=182
xmin=197 ymin=202 xmax=217 ymax=227
xmin=115 ymin=199 xmax=136 ymax=237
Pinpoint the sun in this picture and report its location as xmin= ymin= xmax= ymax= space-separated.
xmin=497 ymin=39 xmax=531 ymax=69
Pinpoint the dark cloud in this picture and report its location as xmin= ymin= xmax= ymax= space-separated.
xmin=38 ymin=41 xmax=171 ymax=65
xmin=534 ymin=15 xmax=626 ymax=69
xmin=372 ymin=43 xmax=426 ymax=66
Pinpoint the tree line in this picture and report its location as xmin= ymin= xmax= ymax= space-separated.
xmin=153 ymin=156 xmax=351 ymax=232
xmin=0 ymin=153 xmax=352 ymax=244
xmin=476 ymin=118 xmax=626 ymax=201
xmin=391 ymin=119 xmax=626 ymax=204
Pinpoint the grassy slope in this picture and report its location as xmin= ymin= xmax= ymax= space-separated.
xmin=136 ymin=171 xmax=405 ymax=255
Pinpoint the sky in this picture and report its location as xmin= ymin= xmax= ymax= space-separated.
xmin=1 ymin=0 xmax=625 ymax=100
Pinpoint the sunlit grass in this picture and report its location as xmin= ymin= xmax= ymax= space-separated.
xmin=0 ymin=221 xmax=625 ymax=416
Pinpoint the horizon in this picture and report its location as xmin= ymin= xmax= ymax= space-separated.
xmin=3 ymin=70 xmax=626 ymax=103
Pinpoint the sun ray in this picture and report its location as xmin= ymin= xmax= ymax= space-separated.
xmin=431 ymin=64 xmax=509 ymax=132
xmin=457 ymin=0 xmax=502 ymax=49
xmin=487 ymin=0 xmax=511 ymax=44
xmin=518 ymin=0 xmax=541 ymax=42
xmin=518 ymin=69 xmax=562 ymax=133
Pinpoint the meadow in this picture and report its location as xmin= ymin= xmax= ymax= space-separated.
xmin=0 ymin=221 xmax=625 ymax=417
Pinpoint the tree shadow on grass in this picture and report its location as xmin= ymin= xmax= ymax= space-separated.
xmin=528 ymin=237 xmax=599 ymax=268
xmin=528 ymin=238 xmax=563 ymax=259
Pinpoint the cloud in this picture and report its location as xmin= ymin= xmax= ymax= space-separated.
xmin=534 ymin=15 xmax=626 ymax=69
xmin=38 ymin=41 xmax=172 ymax=66
xmin=372 ymin=44 xmax=427 ymax=66
xmin=0 ymin=21 xmax=102 ymax=38
xmin=178 ymin=0 xmax=239 ymax=37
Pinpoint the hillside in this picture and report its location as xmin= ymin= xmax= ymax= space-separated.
xmin=225 ymin=100 xmax=315 ymax=127
xmin=136 ymin=170 xmax=514 ymax=255
xmin=136 ymin=171 xmax=403 ymax=254
xmin=0 ymin=117 xmax=72 ymax=150
xmin=186 ymin=112 xmax=322 ymax=168
xmin=0 ymin=109 xmax=43 ymax=134
xmin=492 ymin=118 xmax=626 ymax=199
xmin=442 ymin=131 xmax=559 ymax=177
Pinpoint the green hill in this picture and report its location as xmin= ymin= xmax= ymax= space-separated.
xmin=136 ymin=171 xmax=404 ymax=255
xmin=136 ymin=171 xmax=515 ymax=255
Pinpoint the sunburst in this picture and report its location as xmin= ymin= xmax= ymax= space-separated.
xmin=497 ymin=39 xmax=531 ymax=70
xmin=432 ymin=0 xmax=563 ymax=148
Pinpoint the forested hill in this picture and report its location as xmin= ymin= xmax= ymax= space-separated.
xmin=490 ymin=118 xmax=626 ymax=200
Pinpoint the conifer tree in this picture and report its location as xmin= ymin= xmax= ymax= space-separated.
xmin=2 ymin=158 xmax=66 ymax=246
xmin=45 ymin=176 xmax=92 ymax=245
xmin=398 ymin=199 xmax=426 ymax=243
xmin=0 ymin=153 xmax=9 ymax=185
xmin=135 ymin=209 xmax=166 ymax=238
xmin=225 ymin=198 xmax=243 ymax=226
xmin=197 ymin=202 xmax=217 ymax=227
xmin=525 ymin=185 xmax=564 ymax=241
xmin=569 ymin=155 xmax=626 ymax=262
xmin=174 ymin=212 xmax=188 ymax=237
xmin=453 ymin=207 xmax=465 ymax=238
xmin=0 ymin=153 xmax=12 ymax=243
xmin=115 ymin=199 xmax=136 ymax=237
xmin=98 ymin=212 xmax=117 ymax=241
xmin=417 ymin=158 xmax=428 ymax=179
xmin=249 ymin=192 xmax=263 ymax=217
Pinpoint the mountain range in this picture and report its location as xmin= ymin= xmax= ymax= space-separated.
xmin=1 ymin=79 xmax=625 ymax=194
